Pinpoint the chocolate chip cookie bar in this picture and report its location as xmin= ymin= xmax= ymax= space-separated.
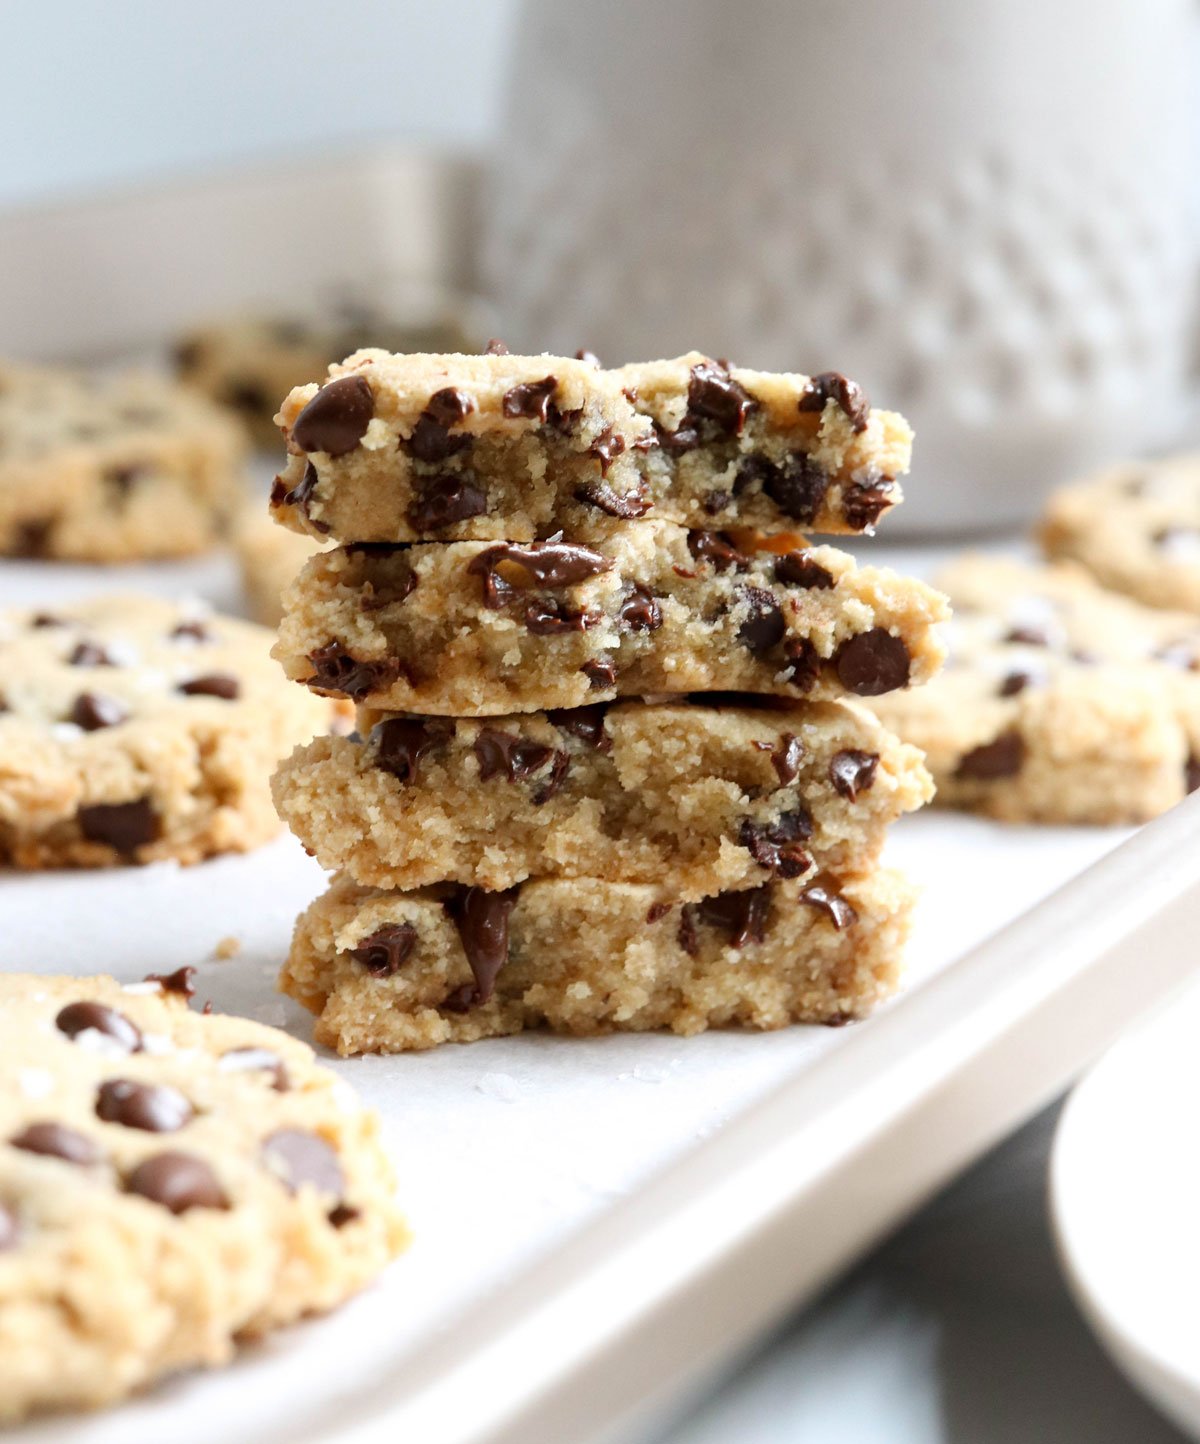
xmin=0 ymin=594 xmax=341 ymax=867
xmin=273 ymin=523 xmax=949 ymax=714
xmin=1039 ymin=452 xmax=1200 ymax=613
xmin=273 ymin=697 xmax=932 ymax=894
xmin=870 ymin=555 xmax=1200 ymax=823
xmin=0 ymin=363 xmax=247 ymax=562
xmin=0 ymin=972 xmax=405 ymax=1420
xmin=282 ymin=869 xmax=915 ymax=1053
xmin=233 ymin=505 xmax=323 ymax=627
xmin=268 ymin=349 xmax=911 ymax=543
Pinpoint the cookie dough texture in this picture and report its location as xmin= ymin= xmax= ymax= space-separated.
xmin=274 ymin=524 xmax=949 ymax=714
xmin=283 ymin=870 xmax=916 ymax=1054
xmin=0 ymin=594 xmax=340 ymax=867
xmin=0 ymin=973 xmax=405 ymax=1421
xmin=234 ymin=505 xmax=323 ymax=627
xmin=269 ymin=349 xmax=911 ymax=543
xmin=274 ymin=698 xmax=932 ymax=894
xmin=0 ymin=363 xmax=246 ymax=562
xmin=1039 ymin=452 xmax=1200 ymax=613
xmin=870 ymin=555 xmax=1200 ymax=823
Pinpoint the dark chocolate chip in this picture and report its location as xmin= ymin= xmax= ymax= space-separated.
xmin=349 ymin=923 xmax=417 ymax=977
xmin=276 ymin=460 xmax=328 ymax=529
xmin=738 ymin=812 xmax=813 ymax=878
xmin=306 ymin=644 xmax=403 ymax=701
xmin=775 ymin=551 xmax=835 ymax=589
xmin=371 ymin=717 xmax=449 ymax=783
xmin=696 ymin=886 xmax=772 ymax=948
xmin=524 ymin=597 xmax=600 ymax=634
xmin=96 ymin=1079 xmax=193 ymax=1133
xmin=576 ymin=476 xmax=650 ymax=518
xmin=291 ymin=374 xmax=374 ymax=456
xmin=329 ymin=1203 xmax=360 ymax=1228
xmin=646 ymin=901 xmax=671 ymax=923
xmin=841 ymin=475 xmax=896 ymax=531
xmin=177 ymin=673 xmax=240 ymax=700
xmin=546 ymin=704 xmax=610 ymax=751
xmin=797 ymin=371 xmax=869 ymax=432
xmin=767 ymin=732 xmax=803 ymax=785
xmin=531 ymin=749 xmax=571 ymax=804
xmin=70 ymin=692 xmax=129 ymax=731
xmin=442 ymin=886 xmax=519 ymax=1010
xmin=14 ymin=520 xmax=52 ymax=557
xmin=502 ymin=375 xmax=558 ymax=422
xmin=144 ymin=966 xmax=196 ymax=999
xmin=223 ymin=380 xmax=270 ymax=415
xmin=219 ymin=1046 xmax=290 ymax=1090
xmin=687 ymin=359 xmax=755 ymax=436
xmin=737 ymin=453 xmax=830 ymax=525
xmin=656 ymin=418 xmax=702 ymax=456
xmin=78 ymin=798 xmax=159 ymax=852
xmin=783 ymin=638 xmax=821 ymax=692
xmin=1187 ymin=756 xmax=1200 ymax=794
xmin=582 ymin=658 xmax=617 ymax=690
xmin=829 ymin=750 xmax=879 ymax=802
xmin=834 ymin=630 xmax=910 ymax=696
xmin=467 ymin=540 xmax=612 ymax=608
xmin=474 ymin=729 xmax=555 ymax=784
xmin=998 ymin=671 xmax=1032 ymax=698
xmin=263 ymin=1128 xmax=345 ymax=1197
xmin=956 ymin=731 xmax=1026 ymax=780
xmin=11 ymin=1122 xmax=100 ymax=1165
xmin=484 ymin=338 xmax=509 ymax=355
xmin=31 ymin=613 xmax=65 ymax=628
xmin=618 ymin=583 xmax=663 ymax=632
xmin=737 ymin=587 xmax=786 ymax=656
xmin=171 ymin=620 xmax=212 ymax=643
xmin=408 ymin=413 xmax=473 ymax=465
xmin=799 ymin=885 xmax=858 ymax=929
xmin=687 ymin=529 xmax=750 ymax=572
xmin=587 ymin=425 xmax=627 ymax=476
xmin=423 ymin=387 xmax=475 ymax=427
xmin=126 ymin=1151 xmax=228 ymax=1213
xmin=69 ymin=641 xmax=114 ymax=667
xmin=56 ymin=1001 xmax=142 ymax=1052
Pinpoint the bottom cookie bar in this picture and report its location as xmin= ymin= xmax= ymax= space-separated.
xmin=282 ymin=870 xmax=916 ymax=1054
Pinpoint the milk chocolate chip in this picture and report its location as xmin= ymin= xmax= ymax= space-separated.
xmin=96 ymin=1079 xmax=193 ymax=1133
xmin=263 ymin=1129 xmax=345 ymax=1198
xmin=56 ymin=1001 xmax=142 ymax=1052
xmin=11 ymin=1122 xmax=101 ymax=1165
xmin=126 ymin=1152 xmax=228 ymax=1212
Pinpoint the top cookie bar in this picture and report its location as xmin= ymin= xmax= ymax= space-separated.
xmin=268 ymin=349 xmax=911 ymax=543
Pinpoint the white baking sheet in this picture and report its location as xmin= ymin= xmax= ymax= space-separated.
xmin=0 ymin=541 xmax=1129 ymax=1444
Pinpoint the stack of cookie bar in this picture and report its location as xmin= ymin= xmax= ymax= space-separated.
xmin=265 ymin=349 xmax=948 ymax=1052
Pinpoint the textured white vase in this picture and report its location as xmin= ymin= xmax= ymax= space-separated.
xmin=484 ymin=0 xmax=1199 ymax=533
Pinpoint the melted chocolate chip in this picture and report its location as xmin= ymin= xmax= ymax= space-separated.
xmin=687 ymin=360 xmax=755 ymax=435
xmin=797 ymin=371 xmax=869 ymax=432
xmin=834 ymin=630 xmax=910 ymax=696
xmin=998 ymin=671 xmax=1032 ymax=698
xmin=738 ymin=453 xmax=830 ymax=524
xmin=275 ymin=460 xmax=328 ymax=529
xmin=524 ymin=597 xmax=600 ymax=634
xmin=70 ymin=692 xmax=128 ymax=731
xmin=956 ymin=731 xmax=1026 ymax=780
xmin=696 ymin=886 xmax=772 ymax=947
xmin=841 ymin=475 xmax=896 ymax=530
xmin=775 ymin=551 xmax=835 ymax=589
xmin=502 ymin=375 xmax=558 ymax=422
xmin=687 ymin=529 xmax=750 ymax=572
xmin=484 ymin=338 xmax=509 ymax=355
xmin=738 ymin=812 xmax=813 ymax=878
xmin=69 ymin=640 xmax=114 ymax=667
xmin=829 ymin=750 xmax=879 ymax=802
xmin=56 ymin=1001 xmax=142 ymax=1052
xmin=737 ymin=587 xmax=786 ymax=656
xmin=783 ymin=637 xmax=822 ymax=691
xmin=408 ymin=414 xmax=472 ymax=465
xmin=619 ymin=583 xmax=663 ymax=632
xmin=96 ymin=1079 xmax=193 ymax=1133
xmin=768 ymin=732 xmax=803 ymax=785
xmin=406 ymin=473 xmax=487 ymax=530
xmin=587 ymin=426 xmax=627 ymax=476
xmin=656 ymin=418 xmax=702 ymax=456
xmin=291 ymin=375 xmax=374 ymax=455
xmin=576 ymin=476 xmax=651 ymax=518
xmin=263 ymin=1128 xmax=345 ymax=1197
xmin=442 ymin=886 xmax=519 ymax=1011
xmin=11 ymin=1122 xmax=100 ymax=1165
xmin=144 ymin=966 xmax=196 ymax=999
xmin=127 ymin=1151 xmax=228 ymax=1212
xmin=546 ymin=704 xmax=610 ymax=751
xmin=799 ymin=885 xmax=858 ymax=929
xmin=532 ymin=750 xmax=571 ymax=804
xmin=582 ymin=658 xmax=617 ymax=690
xmin=372 ymin=717 xmax=449 ymax=783
xmin=475 ymin=729 xmax=555 ymax=783
xmin=467 ymin=541 xmax=612 ymax=607
xmin=346 ymin=923 xmax=417 ymax=978
xmin=306 ymin=644 xmax=403 ymax=700
xmin=177 ymin=673 xmax=240 ymax=700
xmin=78 ymin=798 xmax=160 ymax=853
xmin=220 ymin=1047 xmax=290 ymax=1090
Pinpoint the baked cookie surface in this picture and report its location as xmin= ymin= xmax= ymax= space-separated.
xmin=0 ymin=972 xmax=405 ymax=1421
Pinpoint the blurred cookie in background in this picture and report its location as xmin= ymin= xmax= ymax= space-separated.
xmin=233 ymin=505 xmax=322 ymax=628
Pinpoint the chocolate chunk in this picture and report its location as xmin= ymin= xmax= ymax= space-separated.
xmin=841 ymin=475 xmax=896 ymax=531
xmin=834 ymin=630 xmax=910 ymax=696
xmin=738 ymin=812 xmax=813 ymax=878
xmin=78 ymin=798 xmax=160 ymax=853
xmin=829 ymin=749 xmax=879 ymax=801
xmin=291 ymin=375 xmax=374 ymax=455
xmin=1187 ymin=756 xmax=1200 ymax=794
xmin=737 ymin=587 xmax=786 ymax=656
xmin=0 ymin=1204 xmax=17 ymax=1251
xmin=475 ymin=729 xmax=555 ymax=783
xmin=502 ymin=375 xmax=558 ymax=422
xmin=687 ymin=359 xmax=755 ymax=435
xmin=696 ymin=886 xmax=772 ymax=947
xmin=126 ymin=1151 xmax=228 ymax=1213
xmin=797 ymin=371 xmax=869 ymax=432
xmin=306 ymin=644 xmax=403 ymax=700
xmin=177 ymin=673 xmax=240 ymax=700
xmin=69 ymin=640 xmax=114 ymax=667
xmin=687 ymin=529 xmax=750 ymax=572
xmin=263 ymin=1128 xmax=345 ymax=1198
xmin=171 ymin=620 xmax=212 ymax=643
xmin=406 ymin=472 xmax=487 ymax=530
xmin=348 ymin=923 xmax=417 ymax=978
xmin=219 ymin=1046 xmax=290 ymax=1090
xmin=767 ymin=732 xmax=803 ymax=785
xmin=546 ymin=704 xmax=610 ymax=751
xmin=70 ymin=691 xmax=128 ymax=731
xmin=998 ymin=671 xmax=1032 ymax=698
xmin=799 ymin=885 xmax=858 ymax=929
xmin=582 ymin=658 xmax=617 ymax=690
xmin=56 ymin=1000 xmax=142 ymax=1052
xmin=646 ymin=901 xmax=671 ymax=924
xmin=96 ymin=1079 xmax=193 ymax=1133
xmin=524 ymin=598 xmax=600 ymax=634
xmin=144 ymin=965 xmax=196 ymax=999
xmin=775 ymin=551 xmax=835 ymax=589
xmin=587 ymin=425 xmax=627 ymax=476
xmin=11 ymin=1122 xmax=100 ymax=1165
xmin=619 ymin=583 xmax=663 ymax=632
xmin=484 ymin=338 xmax=509 ymax=355
xmin=372 ymin=716 xmax=449 ymax=783
xmin=467 ymin=540 xmax=612 ymax=607
xmin=956 ymin=731 xmax=1026 ymax=780
xmin=442 ymin=886 xmax=519 ymax=1010
xmin=576 ymin=477 xmax=651 ymax=518
xmin=783 ymin=637 xmax=822 ymax=691
xmin=1004 ymin=626 xmax=1049 ymax=647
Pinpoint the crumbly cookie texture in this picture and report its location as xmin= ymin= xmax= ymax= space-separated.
xmin=0 ymin=593 xmax=341 ymax=867
xmin=273 ymin=697 xmax=932 ymax=894
xmin=234 ymin=505 xmax=323 ymax=627
xmin=870 ymin=555 xmax=1200 ymax=824
xmin=273 ymin=523 xmax=948 ymax=715
xmin=1039 ymin=452 xmax=1200 ymax=613
xmin=268 ymin=349 xmax=911 ymax=543
xmin=282 ymin=869 xmax=915 ymax=1054
xmin=0 ymin=363 xmax=246 ymax=562
xmin=0 ymin=973 xmax=405 ymax=1421
xmin=176 ymin=311 xmax=477 ymax=449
